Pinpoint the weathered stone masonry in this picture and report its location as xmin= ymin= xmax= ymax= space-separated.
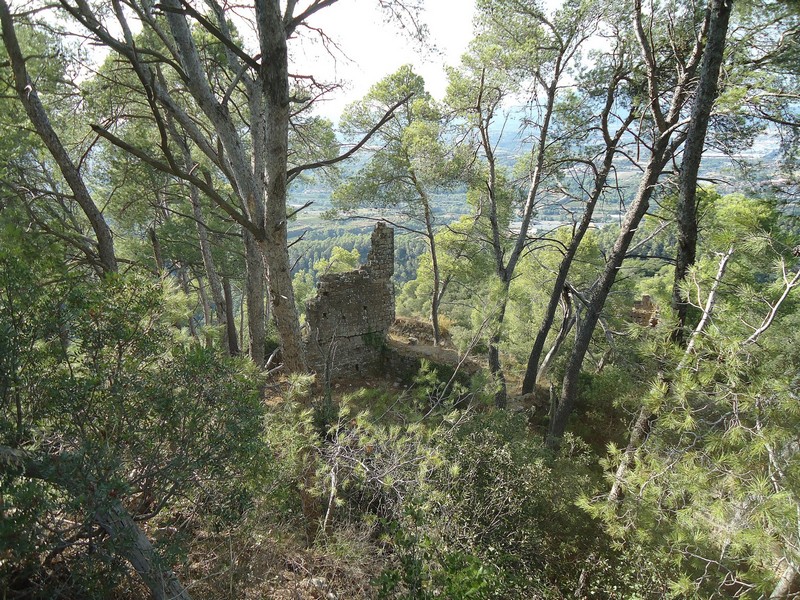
xmin=305 ymin=223 xmax=395 ymax=379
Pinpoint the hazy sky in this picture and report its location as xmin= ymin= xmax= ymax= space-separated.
xmin=289 ymin=0 xmax=477 ymax=120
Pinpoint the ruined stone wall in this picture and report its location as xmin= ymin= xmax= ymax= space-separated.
xmin=631 ymin=294 xmax=658 ymax=326
xmin=305 ymin=223 xmax=395 ymax=380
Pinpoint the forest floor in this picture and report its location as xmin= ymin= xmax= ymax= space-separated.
xmin=182 ymin=318 xmax=556 ymax=599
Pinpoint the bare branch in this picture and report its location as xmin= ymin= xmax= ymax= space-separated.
xmin=742 ymin=262 xmax=800 ymax=347
xmin=91 ymin=124 xmax=259 ymax=238
xmin=286 ymin=92 xmax=412 ymax=182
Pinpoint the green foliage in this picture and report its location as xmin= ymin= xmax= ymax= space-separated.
xmin=0 ymin=250 xmax=265 ymax=595
xmin=290 ymin=225 xmax=425 ymax=293
xmin=373 ymin=515 xmax=498 ymax=599
xmin=427 ymin=411 xmax=612 ymax=596
xmin=586 ymin=194 xmax=800 ymax=596
xmin=305 ymin=389 xmax=651 ymax=598
xmin=334 ymin=64 xmax=463 ymax=216
xmin=314 ymin=245 xmax=361 ymax=275
xmin=397 ymin=215 xmax=501 ymax=346
xmin=2 ymin=1 xmax=800 ymax=597
xmin=408 ymin=359 xmax=472 ymax=413
xmin=331 ymin=65 xmax=470 ymax=337
xmin=0 ymin=22 xmax=105 ymax=273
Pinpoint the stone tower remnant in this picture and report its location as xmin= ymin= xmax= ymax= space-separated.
xmin=631 ymin=294 xmax=658 ymax=327
xmin=305 ymin=222 xmax=395 ymax=380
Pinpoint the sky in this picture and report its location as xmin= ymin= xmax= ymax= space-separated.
xmin=288 ymin=0 xmax=477 ymax=121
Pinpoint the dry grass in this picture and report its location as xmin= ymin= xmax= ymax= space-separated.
xmin=178 ymin=521 xmax=386 ymax=599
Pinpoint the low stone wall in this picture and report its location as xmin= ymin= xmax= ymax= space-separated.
xmin=305 ymin=223 xmax=395 ymax=380
xmin=380 ymin=339 xmax=479 ymax=386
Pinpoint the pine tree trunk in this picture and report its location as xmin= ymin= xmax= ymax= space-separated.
xmin=672 ymin=0 xmax=733 ymax=340
xmin=157 ymin=0 xmax=305 ymax=372
xmin=258 ymin=2 xmax=307 ymax=373
xmin=427 ymin=218 xmax=442 ymax=347
xmin=182 ymin=139 xmax=235 ymax=355
xmin=148 ymin=227 xmax=164 ymax=272
xmin=609 ymin=247 xmax=733 ymax=503
xmin=0 ymin=446 xmax=191 ymax=600
xmin=0 ymin=0 xmax=117 ymax=275
xmin=548 ymin=139 xmax=672 ymax=448
xmin=95 ymin=501 xmax=192 ymax=600
xmin=222 ymin=276 xmax=240 ymax=356
xmin=178 ymin=268 xmax=197 ymax=338
xmin=521 ymin=104 xmax=629 ymax=393
xmin=481 ymin=78 xmax=557 ymax=404
xmin=489 ymin=293 xmax=509 ymax=408
xmin=536 ymin=288 xmax=575 ymax=385
xmin=244 ymin=231 xmax=266 ymax=366
xmin=412 ymin=175 xmax=442 ymax=346
xmin=197 ymin=276 xmax=214 ymax=348
xmin=608 ymin=407 xmax=654 ymax=503
xmin=770 ymin=564 xmax=799 ymax=599
xmin=239 ymin=289 xmax=245 ymax=352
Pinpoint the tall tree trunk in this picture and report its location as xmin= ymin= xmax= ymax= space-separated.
xmin=607 ymin=0 xmax=734 ymax=496
xmin=603 ymin=0 xmax=732 ymax=498
xmin=158 ymin=0 xmax=304 ymax=371
xmin=258 ymin=235 xmax=304 ymax=370
xmin=609 ymin=246 xmax=733 ymax=503
xmin=180 ymin=137 xmax=236 ymax=355
xmin=197 ymin=276 xmax=214 ymax=347
xmin=198 ymin=276 xmax=212 ymax=324
xmin=255 ymin=0 xmax=306 ymax=373
xmin=521 ymin=86 xmax=634 ymax=394
xmin=477 ymin=70 xmax=558 ymax=405
xmin=148 ymin=227 xmax=164 ymax=272
xmin=544 ymin=0 xmax=710 ymax=448
xmin=548 ymin=138 xmax=673 ymax=448
xmin=222 ymin=276 xmax=240 ymax=356
xmin=672 ymin=0 xmax=733 ymax=341
xmin=771 ymin=564 xmax=800 ymax=599
xmin=607 ymin=406 xmax=655 ymax=504
xmin=489 ymin=291 xmax=509 ymax=408
xmin=178 ymin=268 xmax=197 ymax=338
xmin=426 ymin=205 xmax=442 ymax=346
xmin=483 ymin=123 xmax=509 ymax=407
xmin=239 ymin=288 xmax=245 ymax=352
xmin=522 ymin=247 xmax=583 ymax=394
xmin=244 ymin=231 xmax=266 ymax=366
xmin=409 ymin=171 xmax=443 ymax=346
xmin=0 ymin=0 xmax=117 ymax=275
xmin=95 ymin=501 xmax=191 ymax=600
xmin=535 ymin=286 xmax=575 ymax=385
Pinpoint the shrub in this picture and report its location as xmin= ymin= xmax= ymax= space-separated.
xmin=0 ymin=263 xmax=266 ymax=597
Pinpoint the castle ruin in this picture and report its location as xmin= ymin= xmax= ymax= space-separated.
xmin=305 ymin=223 xmax=395 ymax=380
xmin=631 ymin=294 xmax=658 ymax=327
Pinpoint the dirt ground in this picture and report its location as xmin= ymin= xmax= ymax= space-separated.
xmin=388 ymin=317 xmax=482 ymax=375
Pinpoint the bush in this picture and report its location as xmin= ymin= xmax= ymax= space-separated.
xmin=422 ymin=411 xmax=630 ymax=597
xmin=0 ymin=263 xmax=266 ymax=597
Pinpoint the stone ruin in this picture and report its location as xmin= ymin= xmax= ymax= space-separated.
xmin=305 ymin=222 xmax=395 ymax=380
xmin=631 ymin=294 xmax=659 ymax=326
